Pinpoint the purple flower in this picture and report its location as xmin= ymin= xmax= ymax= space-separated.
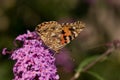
xmin=2 ymin=30 xmax=59 ymax=80
xmin=55 ymin=48 xmax=74 ymax=72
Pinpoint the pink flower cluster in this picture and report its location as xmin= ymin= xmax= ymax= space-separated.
xmin=2 ymin=31 xmax=59 ymax=80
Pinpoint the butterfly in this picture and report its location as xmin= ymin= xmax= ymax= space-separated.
xmin=35 ymin=21 xmax=85 ymax=53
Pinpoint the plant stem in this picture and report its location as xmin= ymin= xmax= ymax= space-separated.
xmin=71 ymin=40 xmax=120 ymax=80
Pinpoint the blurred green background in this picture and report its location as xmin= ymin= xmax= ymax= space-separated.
xmin=0 ymin=0 xmax=120 ymax=80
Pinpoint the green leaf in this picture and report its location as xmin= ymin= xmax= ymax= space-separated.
xmin=75 ymin=55 xmax=100 ymax=73
xmin=87 ymin=71 xmax=105 ymax=80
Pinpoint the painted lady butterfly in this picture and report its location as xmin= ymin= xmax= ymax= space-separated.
xmin=35 ymin=21 xmax=85 ymax=53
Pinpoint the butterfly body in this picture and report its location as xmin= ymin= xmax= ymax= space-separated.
xmin=35 ymin=21 xmax=85 ymax=53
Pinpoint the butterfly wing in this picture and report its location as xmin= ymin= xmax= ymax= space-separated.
xmin=35 ymin=21 xmax=64 ymax=52
xmin=35 ymin=21 xmax=85 ymax=53
xmin=60 ymin=21 xmax=85 ymax=44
